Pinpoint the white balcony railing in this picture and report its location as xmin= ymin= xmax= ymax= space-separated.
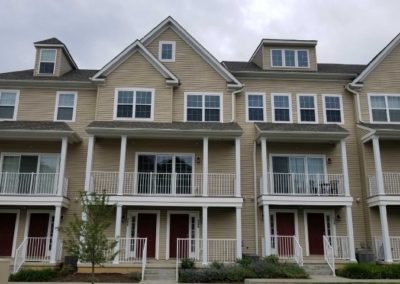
xmin=328 ymin=236 xmax=350 ymax=259
xmin=259 ymin=173 xmax=345 ymax=196
xmin=0 ymin=172 xmax=67 ymax=196
xmin=270 ymin=235 xmax=303 ymax=266
xmin=369 ymin=172 xmax=400 ymax=197
xmin=374 ymin=236 xmax=400 ymax=261
xmin=91 ymin=171 xmax=236 ymax=197
xmin=323 ymin=236 xmax=335 ymax=276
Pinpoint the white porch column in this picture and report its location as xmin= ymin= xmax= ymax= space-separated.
xmin=260 ymin=138 xmax=268 ymax=194
xmin=203 ymin=137 xmax=209 ymax=196
xmin=84 ymin=135 xmax=95 ymax=193
xmin=235 ymin=137 xmax=241 ymax=197
xmin=372 ymin=136 xmax=385 ymax=195
xmin=379 ymin=205 xmax=393 ymax=263
xmin=340 ymin=139 xmax=350 ymax=196
xmin=236 ymin=207 xmax=242 ymax=259
xmin=202 ymin=206 xmax=208 ymax=264
xmin=118 ymin=135 xmax=127 ymax=195
xmin=345 ymin=205 xmax=356 ymax=261
xmin=263 ymin=205 xmax=271 ymax=256
xmin=50 ymin=205 xmax=62 ymax=263
xmin=57 ymin=137 xmax=68 ymax=196
xmin=113 ymin=204 xmax=122 ymax=264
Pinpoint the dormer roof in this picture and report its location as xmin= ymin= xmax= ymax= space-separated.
xmin=34 ymin=37 xmax=78 ymax=70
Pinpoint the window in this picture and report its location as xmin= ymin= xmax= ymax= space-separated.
xmin=185 ymin=93 xmax=222 ymax=122
xmin=369 ymin=94 xmax=400 ymax=123
xmin=323 ymin=95 xmax=343 ymax=123
xmin=272 ymin=94 xmax=291 ymax=122
xmin=297 ymin=94 xmax=317 ymax=123
xmin=39 ymin=49 xmax=57 ymax=74
xmin=270 ymin=49 xmax=309 ymax=68
xmin=0 ymin=90 xmax=18 ymax=120
xmin=159 ymin=41 xmax=176 ymax=62
xmin=114 ymin=88 xmax=154 ymax=120
xmin=54 ymin=92 xmax=77 ymax=122
xmin=246 ymin=93 xmax=265 ymax=121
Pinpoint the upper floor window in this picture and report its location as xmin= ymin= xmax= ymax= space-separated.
xmin=297 ymin=94 xmax=317 ymax=123
xmin=114 ymin=88 xmax=154 ymax=120
xmin=272 ymin=93 xmax=292 ymax=123
xmin=159 ymin=41 xmax=176 ymax=62
xmin=0 ymin=90 xmax=19 ymax=120
xmin=271 ymin=49 xmax=309 ymax=68
xmin=246 ymin=93 xmax=265 ymax=122
xmin=323 ymin=95 xmax=343 ymax=124
xmin=369 ymin=94 xmax=400 ymax=123
xmin=185 ymin=93 xmax=222 ymax=122
xmin=39 ymin=49 xmax=57 ymax=74
xmin=54 ymin=92 xmax=77 ymax=122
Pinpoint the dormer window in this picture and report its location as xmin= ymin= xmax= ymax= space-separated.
xmin=39 ymin=49 xmax=57 ymax=74
xmin=271 ymin=49 xmax=309 ymax=68
xmin=159 ymin=41 xmax=176 ymax=62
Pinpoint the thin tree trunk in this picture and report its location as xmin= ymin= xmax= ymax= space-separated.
xmin=91 ymin=262 xmax=95 ymax=284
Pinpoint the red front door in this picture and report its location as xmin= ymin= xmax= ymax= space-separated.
xmin=28 ymin=213 xmax=50 ymax=258
xmin=0 ymin=213 xmax=17 ymax=256
xmin=307 ymin=213 xmax=325 ymax=255
xmin=137 ymin=213 xmax=157 ymax=258
xmin=169 ymin=214 xmax=189 ymax=258
xmin=276 ymin=212 xmax=295 ymax=256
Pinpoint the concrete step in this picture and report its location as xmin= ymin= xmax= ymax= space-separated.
xmin=302 ymin=263 xmax=333 ymax=276
xmin=144 ymin=267 xmax=176 ymax=281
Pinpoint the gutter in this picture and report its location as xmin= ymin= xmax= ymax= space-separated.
xmin=231 ymin=85 xmax=245 ymax=122
xmin=345 ymin=83 xmax=364 ymax=123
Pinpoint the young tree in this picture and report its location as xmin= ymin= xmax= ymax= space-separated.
xmin=63 ymin=192 xmax=118 ymax=283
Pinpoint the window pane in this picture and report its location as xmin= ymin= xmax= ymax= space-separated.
xmin=297 ymin=50 xmax=309 ymax=67
xmin=187 ymin=95 xmax=202 ymax=108
xmin=39 ymin=156 xmax=58 ymax=173
xmin=370 ymin=96 xmax=386 ymax=108
xmin=187 ymin=108 xmax=202 ymax=121
xmin=307 ymin=158 xmax=324 ymax=174
xmin=388 ymin=96 xmax=400 ymax=108
xmin=205 ymin=109 xmax=220 ymax=121
xmin=205 ymin=95 xmax=220 ymax=108
xmin=271 ymin=50 xmax=282 ymax=66
xmin=39 ymin=62 xmax=55 ymax=74
xmin=389 ymin=110 xmax=400 ymax=122
xmin=300 ymin=109 xmax=315 ymax=122
xmin=117 ymin=105 xmax=133 ymax=118
xmin=136 ymin=91 xmax=151 ymax=105
xmin=57 ymin=107 xmax=73 ymax=120
xmin=372 ymin=109 xmax=387 ymax=122
xmin=285 ymin=50 xmax=295 ymax=67
xmin=0 ymin=93 xmax=16 ymax=105
xmin=135 ymin=105 xmax=151 ymax=118
xmin=248 ymin=95 xmax=263 ymax=107
xmin=299 ymin=96 xmax=314 ymax=108
xmin=275 ymin=109 xmax=290 ymax=121
xmin=58 ymin=94 xmax=75 ymax=107
xmin=326 ymin=110 xmax=341 ymax=122
xmin=161 ymin=43 xmax=173 ymax=60
xmin=274 ymin=96 xmax=289 ymax=108
xmin=325 ymin=96 xmax=340 ymax=109
xmin=41 ymin=50 xmax=56 ymax=62
xmin=249 ymin=108 xmax=264 ymax=121
xmin=118 ymin=91 xmax=134 ymax=104
xmin=2 ymin=156 xmax=19 ymax=172
xmin=0 ymin=106 xmax=14 ymax=119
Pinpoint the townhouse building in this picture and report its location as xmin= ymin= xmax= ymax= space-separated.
xmin=0 ymin=16 xmax=399 ymax=274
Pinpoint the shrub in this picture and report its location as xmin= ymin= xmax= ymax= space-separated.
xmin=337 ymin=263 xmax=400 ymax=279
xmin=128 ymin=271 xmax=142 ymax=281
xmin=264 ymin=255 xmax=279 ymax=264
xmin=209 ymin=261 xmax=224 ymax=269
xmin=181 ymin=258 xmax=195 ymax=269
xmin=236 ymin=256 xmax=253 ymax=268
xmin=9 ymin=268 xmax=58 ymax=282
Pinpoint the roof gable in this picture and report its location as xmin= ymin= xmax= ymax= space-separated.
xmin=91 ymin=40 xmax=179 ymax=85
xmin=141 ymin=16 xmax=242 ymax=88
xmin=352 ymin=32 xmax=400 ymax=84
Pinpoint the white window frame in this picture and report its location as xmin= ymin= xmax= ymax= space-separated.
xmin=54 ymin=91 xmax=77 ymax=122
xmin=184 ymin=92 xmax=223 ymax=122
xmin=272 ymin=93 xmax=292 ymax=123
xmin=270 ymin=49 xmax=310 ymax=68
xmin=269 ymin=153 xmax=327 ymax=176
xmin=158 ymin=41 xmax=176 ymax=62
xmin=113 ymin=88 xmax=155 ymax=121
xmin=38 ymin=49 xmax=57 ymax=75
xmin=296 ymin=94 xmax=318 ymax=124
xmin=322 ymin=94 xmax=344 ymax=124
xmin=0 ymin=89 xmax=19 ymax=121
xmin=368 ymin=93 xmax=400 ymax=124
xmin=245 ymin=92 xmax=266 ymax=122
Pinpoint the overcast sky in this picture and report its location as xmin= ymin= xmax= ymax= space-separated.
xmin=0 ymin=0 xmax=399 ymax=72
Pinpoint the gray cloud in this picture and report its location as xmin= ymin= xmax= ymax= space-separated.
xmin=0 ymin=0 xmax=399 ymax=72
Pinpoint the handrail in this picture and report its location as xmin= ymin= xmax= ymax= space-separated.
xmin=14 ymin=238 xmax=28 ymax=273
xmin=293 ymin=237 xmax=303 ymax=266
xmin=323 ymin=235 xmax=335 ymax=276
xmin=269 ymin=235 xmax=303 ymax=265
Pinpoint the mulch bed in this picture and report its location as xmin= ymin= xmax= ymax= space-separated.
xmin=52 ymin=273 xmax=139 ymax=283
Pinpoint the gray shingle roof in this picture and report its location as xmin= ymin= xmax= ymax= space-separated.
xmin=359 ymin=122 xmax=400 ymax=131
xmin=0 ymin=121 xmax=73 ymax=131
xmin=255 ymin=122 xmax=348 ymax=133
xmin=34 ymin=37 xmax=65 ymax=45
xmin=0 ymin=69 xmax=98 ymax=82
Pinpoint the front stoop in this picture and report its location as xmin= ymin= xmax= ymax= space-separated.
xmin=302 ymin=263 xmax=333 ymax=276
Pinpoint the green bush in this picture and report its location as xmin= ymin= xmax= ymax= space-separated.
xmin=128 ymin=271 xmax=142 ymax=281
xmin=9 ymin=268 xmax=58 ymax=282
xmin=337 ymin=263 xmax=400 ymax=279
xmin=209 ymin=261 xmax=224 ymax=269
xmin=264 ymin=255 xmax=279 ymax=264
xmin=181 ymin=258 xmax=195 ymax=269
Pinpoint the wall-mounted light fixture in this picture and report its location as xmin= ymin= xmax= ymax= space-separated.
xmin=196 ymin=156 xmax=201 ymax=164
xmin=327 ymin=158 xmax=332 ymax=165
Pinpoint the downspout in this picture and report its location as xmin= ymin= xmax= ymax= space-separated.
xmin=231 ymin=86 xmax=245 ymax=122
xmin=253 ymin=140 xmax=259 ymax=255
xmin=345 ymin=83 xmax=363 ymax=123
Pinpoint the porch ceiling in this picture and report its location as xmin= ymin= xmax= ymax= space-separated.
xmin=255 ymin=123 xmax=348 ymax=142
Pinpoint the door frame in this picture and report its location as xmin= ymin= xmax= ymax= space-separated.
xmin=166 ymin=210 xmax=199 ymax=260
xmin=0 ymin=209 xmax=20 ymax=257
xmin=126 ymin=210 xmax=160 ymax=260
xmin=303 ymin=209 xmax=336 ymax=256
xmin=270 ymin=209 xmax=299 ymax=255
xmin=24 ymin=209 xmax=55 ymax=257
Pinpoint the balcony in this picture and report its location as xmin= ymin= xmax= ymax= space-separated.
xmin=368 ymin=172 xmax=400 ymax=206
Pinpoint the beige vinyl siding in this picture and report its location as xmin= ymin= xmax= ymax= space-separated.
xmin=95 ymin=51 xmax=172 ymax=122
xmin=251 ymin=47 xmax=264 ymax=68
xmin=59 ymin=51 xmax=74 ymax=76
xmin=262 ymin=46 xmax=318 ymax=71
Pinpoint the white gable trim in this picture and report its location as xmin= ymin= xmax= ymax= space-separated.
xmin=353 ymin=33 xmax=400 ymax=84
xmin=91 ymin=40 xmax=179 ymax=85
xmin=141 ymin=16 xmax=243 ymax=88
